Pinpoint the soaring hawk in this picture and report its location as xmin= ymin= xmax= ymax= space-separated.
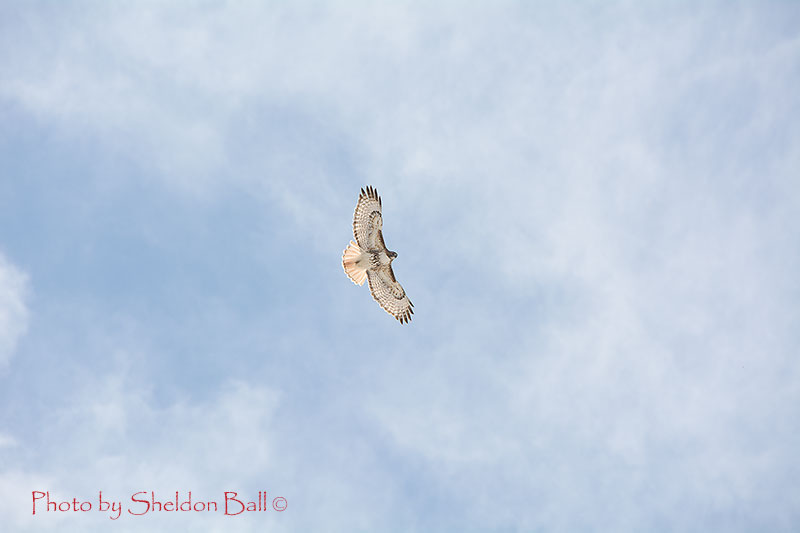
xmin=342 ymin=186 xmax=414 ymax=324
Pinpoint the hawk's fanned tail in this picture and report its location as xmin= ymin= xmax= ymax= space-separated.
xmin=342 ymin=240 xmax=368 ymax=286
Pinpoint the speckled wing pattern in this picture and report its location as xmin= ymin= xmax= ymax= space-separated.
xmin=353 ymin=186 xmax=384 ymax=250
xmin=366 ymin=266 xmax=414 ymax=324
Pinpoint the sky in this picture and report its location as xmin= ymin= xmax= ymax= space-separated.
xmin=1 ymin=2 xmax=799 ymax=532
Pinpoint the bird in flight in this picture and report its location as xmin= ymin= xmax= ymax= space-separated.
xmin=342 ymin=186 xmax=414 ymax=324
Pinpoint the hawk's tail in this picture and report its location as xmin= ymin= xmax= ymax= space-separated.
xmin=343 ymin=240 xmax=368 ymax=286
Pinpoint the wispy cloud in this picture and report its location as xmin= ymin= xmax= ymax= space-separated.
xmin=1 ymin=353 xmax=284 ymax=531
xmin=1 ymin=2 xmax=799 ymax=531
xmin=0 ymin=252 xmax=29 ymax=368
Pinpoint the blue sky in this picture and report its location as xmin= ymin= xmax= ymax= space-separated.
xmin=1 ymin=2 xmax=799 ymax=531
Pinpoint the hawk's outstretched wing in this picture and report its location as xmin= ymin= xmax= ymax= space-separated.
xmin=366 ymin=266 xmax=414 ymax=324
xmin=353 ymin=186 xmax=385 ymax=250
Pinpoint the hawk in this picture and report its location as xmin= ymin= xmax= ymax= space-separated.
xmin=342 ymin=186 xmax=414 ymax=324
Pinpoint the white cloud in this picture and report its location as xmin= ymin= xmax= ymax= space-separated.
xmin=2 ymin=2 xmax=799 ymax=531
xmin=1 ymin=356 xmax=285 ymax=532
xmin=0 ymin=433 xmax=17 ymax=448
xmin=0 ymin=470 xmax=65 ymax=530
xmin=0 ymin=252 xmax=29 ymax=368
